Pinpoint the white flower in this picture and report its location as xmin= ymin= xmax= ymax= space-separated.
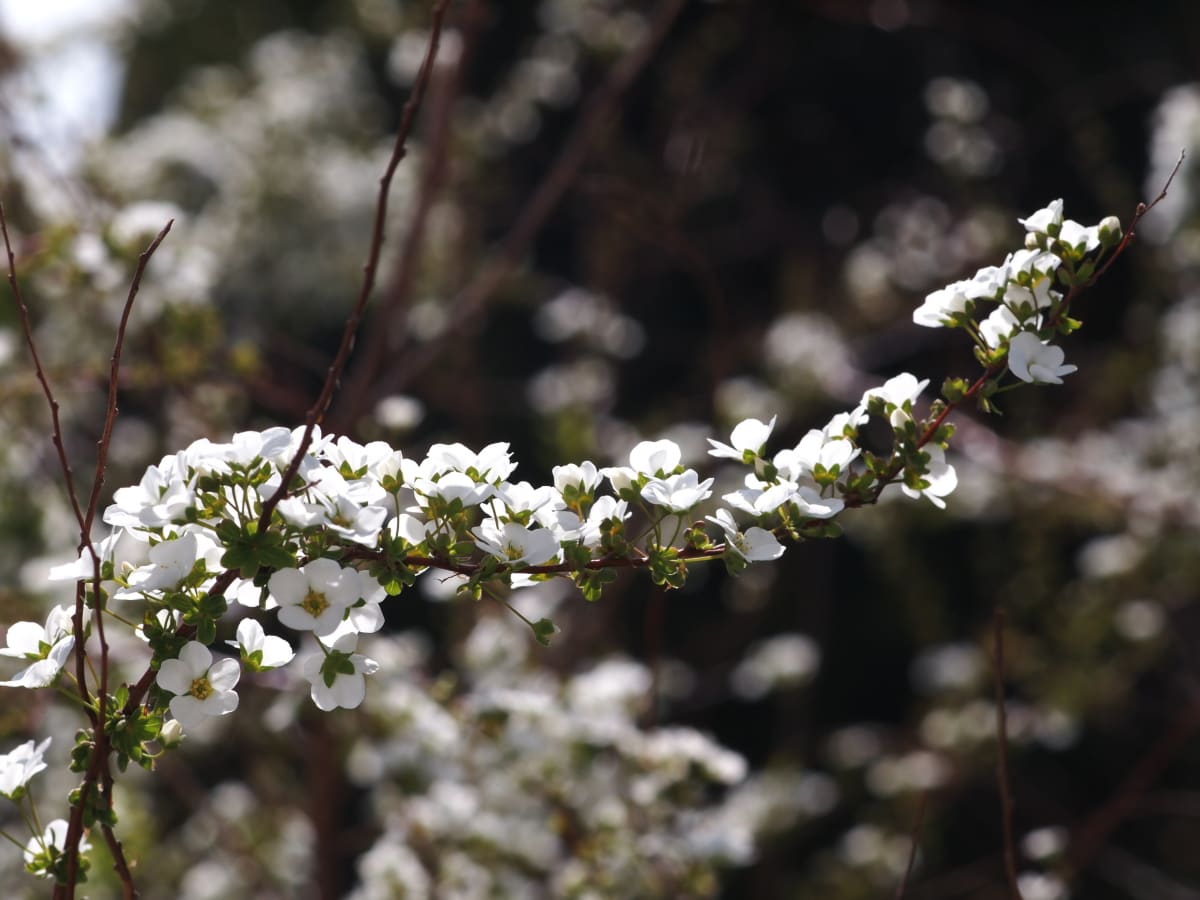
xmin=425 ymin=441 xmax=516 ymax=482
xmin=707 ymin=416 xmax=777 ymax=460
xmin=493 ymin=481 xmax=561 ymax=517
xmin=321 ymin=495 xmax=389 ymax=545
xmin=823 ymin=407 xmax=869 ymax=440
xmin=861 ymin=373 xmax=929 ymax=427
xmin=1057 ymin=219 xmax=1100 ymax=253
xmin=786 ymin=483 xmax=844 ymax=519
xmin=0 ymin=606 xmax=81 ymax=689
xmin=1007 ymin=331 xmax=1077 ymax=384
xmin=155 ymin=642 xmax=240 ymax=729
xmin=861 ymin=372 xmax=929 ymax=410
xmin=980 ymin=305 xmax=1022 ymax=349
xmin=628 ymin=439 xmax=682 ymax=476
xmin=913 ymin=282 xmax=970 ymax=328
xmin=641 ymin=470 xmax=714 ymax=512
xmin=411 ymin=471 xmax=493 ymax=508
xmin=1005 ymin=247 xmax=1062 ymax=277
xmin=706 ymin=509 xmax=785 ymax=562
xmin=268 ymin=558 xmax=363 ymax=636
xmin=0 ymin=736 xmax=51 ymax=799
xmin=552 ymin=461 xmax=602 ymax=495
xmin=774 ymin=429 xmax=859 ymax=480
xmin=103 ymin=453 xmax=194 ymax=528
xmin=24 ymin=818 xmax=90 ymax=876
xmin=302 ymin=632 xmax=379 ymax=711
xmin=900 ymin=445 xmax=958 ymax=509
xmin=473 ymin=520 xmax=561 ymax=566
xmin=388 ymin=513 xmax=431 ymax=546
xmin=228 ymin=619 xmax=294 ymax=671
xmin=1018 ymin=198 xmax=1063 ymax=233
xmin=122 ymin=532 xmax=203 ymax=593
xmin=722 ymin=480 xmax=795 ymax=517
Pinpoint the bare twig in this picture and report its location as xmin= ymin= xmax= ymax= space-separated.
xmin=992 ymin=608 xmax=1021 ymax=900
xmin=256 ymin=0 xmax=450 ymax=531
xmin=894 ymin=791 xmax=929 ymax=899
xmin=329 ymin=0 xmax=481 ymax=433
xmin=1067 ymin=690 xmax=1200 ymax=879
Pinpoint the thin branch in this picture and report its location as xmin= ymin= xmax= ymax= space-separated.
xmin=256 ymin=0 xmax=450 ymax=532
xmin=329 ymin=0 xmax=481 ymax=433
xmin=366 ymin=0 xmax=690 ymax=402
xmin=894 ymin=791 xmax=929 ymax=899
xmin=84 ymin=219 xmax=174 ymax=534
xmin=1067 ymin=689 xmax=1200 ymax=879
xmin=992 ymin=608 xmax=1021 ymax=900
xmin=0 ymin=205 xmax=91 ymax=557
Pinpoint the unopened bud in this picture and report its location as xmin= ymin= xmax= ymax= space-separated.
xmin=1098 ymin=215 xmax=1122 ymax=248
xmin=159 ymin=718 xmax=185 ymax=748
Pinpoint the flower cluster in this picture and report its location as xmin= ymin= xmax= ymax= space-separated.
xmin=913 ymin=198 xmax=1122 ymax=387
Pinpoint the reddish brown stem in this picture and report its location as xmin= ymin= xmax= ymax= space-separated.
xmin=256 ymin=0 xmax=451 ymax=532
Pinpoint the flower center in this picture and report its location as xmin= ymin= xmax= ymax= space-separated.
xmin=189 ymin=676 xmax=212 ymax=700
xmin=301 ymin=589 xmax=329 ymax=618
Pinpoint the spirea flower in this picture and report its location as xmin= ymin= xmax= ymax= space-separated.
xmin=229 ymin=618 xmax=294 ymax=671
xmin=156 ymin=641 xmax=240 ymax=729
xmin=0 ymin=605 xmax=81 ymax=689
xmin=24 ymin=818 xmax=90 ymax=879
xmin=1007 ymin=331 xmax=1077 ymax=384
xmin=705 ymin=509 xmax=785 ymax=562
xmin=268 ymin=558 xmax=363 ymax=636
xmin=472 ymin=520 xmax=561 ymax=566
xmin=0 ymin=736 xmax=51 ymax=799
xmin=302 ymin=632 xmax=379 ymax=711
xmin=707 ymin=416 xmax=777 ymax=461
xmin=641 ymin=470 xmax=714 ymax=512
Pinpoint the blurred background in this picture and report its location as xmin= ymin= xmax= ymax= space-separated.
xmin=1 ymin=0 xmax=1200 ymax=897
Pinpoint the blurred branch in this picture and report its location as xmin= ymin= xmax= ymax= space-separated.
xmin=367 ymin=0 xmax=691 ymax=401
xmin=1067 ymin=688 xmax=1200 ymax=881
xmin=992 ymin=608 xmax=1022 ymax=900
xmin=894 ymin=791 xmax=929 ymax=899
xmin=257 ymin=0 xmax=451 ymax=531
xmin=329 ymin=0 xmax=481 ymax=434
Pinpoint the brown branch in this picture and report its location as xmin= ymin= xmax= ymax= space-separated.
xmin=992 ymin=608 xmax=1021 ymax=900
xmin=256 ymin=0 xmax=451 ymax=532
xmin=365 ymin=0 xmax=690 ymax=402
xmin=0 ymin=205 xmax=92 ymax=591
xmin=1067 ymin=690 xmax=1200 ymax=879
xmin=329 ymin=0 xmax=481 ymax=434
xmin=84 ymin=219 xmax=173 ymax=535
xmin=894 ymin=791 xmax=929 ymax=899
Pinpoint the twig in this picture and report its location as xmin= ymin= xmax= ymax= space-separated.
xmin=1067 ymin=690 xmax=1200 ymax=879
xmin=0 ymin=205 xmax=92 ymax=574
xmin=992 ymin=608 xmax=1021 ymax=900
xmin=365 ymin=0 xmax=691 ymax=402
xmin=256 ymin=0 xmax=450 ymax=531
xmin=894 ymin=791 xmax=929 ymax=899
xmin=84 ymin=220 xmax=174 ymax=535
xmin=329 ymin=0 xmax=481 ymax=433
